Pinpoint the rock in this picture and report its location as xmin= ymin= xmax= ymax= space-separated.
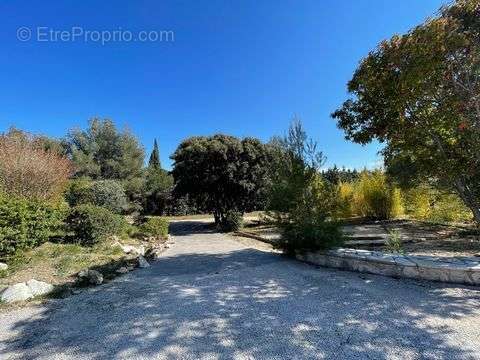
xmin=116 ymin=267 xmax=129 ymax=274
xmin=0 ymin=262 xmax=8 ymax=271
xmin=78 ymin=269 xmax=103 ymax=285
xmin=118 ymin=244 xmax=145 ymax=256
xmin=1 ymin=283 xmax=33 ymax=303
xmin=137 ymin=256 xmax=150 ymax=268
xmin=26 ymin=279 xmax=54 ymax=297
xmin=88 ymin=270 xmax=103 ymax=285
xmin=146 ymin=247 xmax=165 ymax=259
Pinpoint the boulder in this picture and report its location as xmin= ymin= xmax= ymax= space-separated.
xmin=145 ymin=247 xmax=166 ymax=259
xmin=138 ymin=256 xmax=150 ymax=268
xmin=0 ymin=262 xmax=8 ymax=271
xmin=118 ymin=243 xmax=145 ymax=256
xmin=78 ymin=269 xmax=103 ymax=285
xmin=26 ymin=279 xmax=54 ymax=297
xmin=1 ymin=283 xmax=33 ymax=303
xmin=116 ymin=267 xmax=129 ymax=274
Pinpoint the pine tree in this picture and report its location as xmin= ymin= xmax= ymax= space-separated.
xmin=148 ymin=139 xmax=161 ymax=170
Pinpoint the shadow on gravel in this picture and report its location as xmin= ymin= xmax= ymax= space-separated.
xmin=2 ymin=236 xmax=480 ymax=359
xmin=169 ymin=220 xmax=217 ymax=236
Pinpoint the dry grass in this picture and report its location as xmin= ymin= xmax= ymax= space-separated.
xmin=0 ymin=240 xmax=141 ymax=288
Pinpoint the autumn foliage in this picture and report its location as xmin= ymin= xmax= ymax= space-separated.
xmin=0 ymin=130 xmax=72 ymax=201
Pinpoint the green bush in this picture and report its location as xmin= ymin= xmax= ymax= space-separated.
xmin=65 ymin=179 xmax=128 ymax=214
xmin=89 ymin=180 xmax=128 ymax=214
xmin=277 ymin=177 xmax=343 ymax=253
xmin=67 ymin=204 xmax=126 ymax=245
xmin=281 ymin=219 xmax=343 ymax=254
xmin=219 ymin=211 xmax=243 ymax=232
xmin=139 ymin=217 xmax=169 ymax=238
xmin=0 ymin=195 xmax=66 ymax=257
xmin=65 ymin=177 xmax=93 ymax=207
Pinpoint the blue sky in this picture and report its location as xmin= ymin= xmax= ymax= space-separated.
xmin=0 ymin=0 xmax=446 ymax=170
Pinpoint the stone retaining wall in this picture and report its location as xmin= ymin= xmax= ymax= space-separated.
xmin=296 ymin=248 xmax=480 ymax=286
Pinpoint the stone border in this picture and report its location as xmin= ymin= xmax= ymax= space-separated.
xmin=295 ymin=248 xmax=480 ymax=286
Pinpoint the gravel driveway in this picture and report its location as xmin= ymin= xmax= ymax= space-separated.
xmin=1 ymin=220 xmax=479 ymax=359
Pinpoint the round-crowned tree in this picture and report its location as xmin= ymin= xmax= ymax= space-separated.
xmin=171 ymin=135 xmax=269 ymax=226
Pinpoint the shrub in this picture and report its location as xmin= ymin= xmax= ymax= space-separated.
xmin=0 ymin=129 xmax=72 ymax=201
xmin=65 ymin=179 xmax=129 ymax=214
xmin=404 ymin=185 xmax=471 ymax=223
xmin=277 ymin=177 xmax=343 ymax=253
xmin=88 ymin=180 xmax=128 ymax=214
xmin=403 ymin=185 xmax=432 ymax=220
xmin=352 ymin=171 xmax=403 ymax=220
xmin=65 ymin=177 xmax=93 ymax=207
xmin=430 ymin=194 xmax=471 ymax=223
xmin=385 ymin=230 xmax=403 ymax=254
xmin=267 ymin=121 xmax=342 ymax=253
xmin=139 ymin=217 xmax=169 ymax=238
xmin=67 ymin=204 xmax=126 ymax=245
xmin=0 ymin=195 xmax=67 ymax=257
xmin=391 ymin=183 xmax=472 ymax=223
xmin=219 ymin=211 xmax=243 ymax=232
xmin=335 ymin=182 xmax=355 ymax=218
xmin=281 ymin=219 xmax=343 ymax=254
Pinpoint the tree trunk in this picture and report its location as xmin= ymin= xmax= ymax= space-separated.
xmin=213 ymin=212 xmax=220 ymax=225
xmin=453 ymin=178 xmax=480 ymax=225
xmin=430 ymin=132 xmax=480 ymax=225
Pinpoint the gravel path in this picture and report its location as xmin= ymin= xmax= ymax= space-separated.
xmin=1 ymin=220 xmax=480 ymax=359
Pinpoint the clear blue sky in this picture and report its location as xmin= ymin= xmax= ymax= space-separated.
xmin=0 ymin=0 xmax=446 ymax=170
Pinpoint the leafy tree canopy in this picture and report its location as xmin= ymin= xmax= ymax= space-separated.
xmin=66 ymin=118 xmax=145 ymax=181
xmin=332 ymin=0 xmax=480 ymax=222
xmin=171 ymin=134 xmax=269 ymax=225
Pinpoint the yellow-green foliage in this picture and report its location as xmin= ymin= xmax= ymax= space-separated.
xmin=342 ymin=171 xmax=403 ymax=220
xmin=335 ymin=182 xmax=355 ymax=218
xmin=404 ymin=185 xmax=471 ymax=223
xmin=390 ymin=188 xmax=404 ymax=219
xmin=405 ymin=185 xmax=431 ymax=220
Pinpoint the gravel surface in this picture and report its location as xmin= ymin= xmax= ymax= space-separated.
xmin=1 ymin=220 xmax=479 ymax=359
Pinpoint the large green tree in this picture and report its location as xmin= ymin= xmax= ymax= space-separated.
xmin=171 ymin=134 xmax=269 ymax=225
xmin=332 ymin=0 xmax=480 ymax=223
xmin=66 ymin=118 xmax=145 ymax=181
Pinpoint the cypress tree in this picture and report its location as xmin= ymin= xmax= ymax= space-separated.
xmin=148 ymin=139 xmax=161 ymax=170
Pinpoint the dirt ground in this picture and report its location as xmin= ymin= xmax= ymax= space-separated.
xmin=242 ymin=218 xmax=480 ymax=258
